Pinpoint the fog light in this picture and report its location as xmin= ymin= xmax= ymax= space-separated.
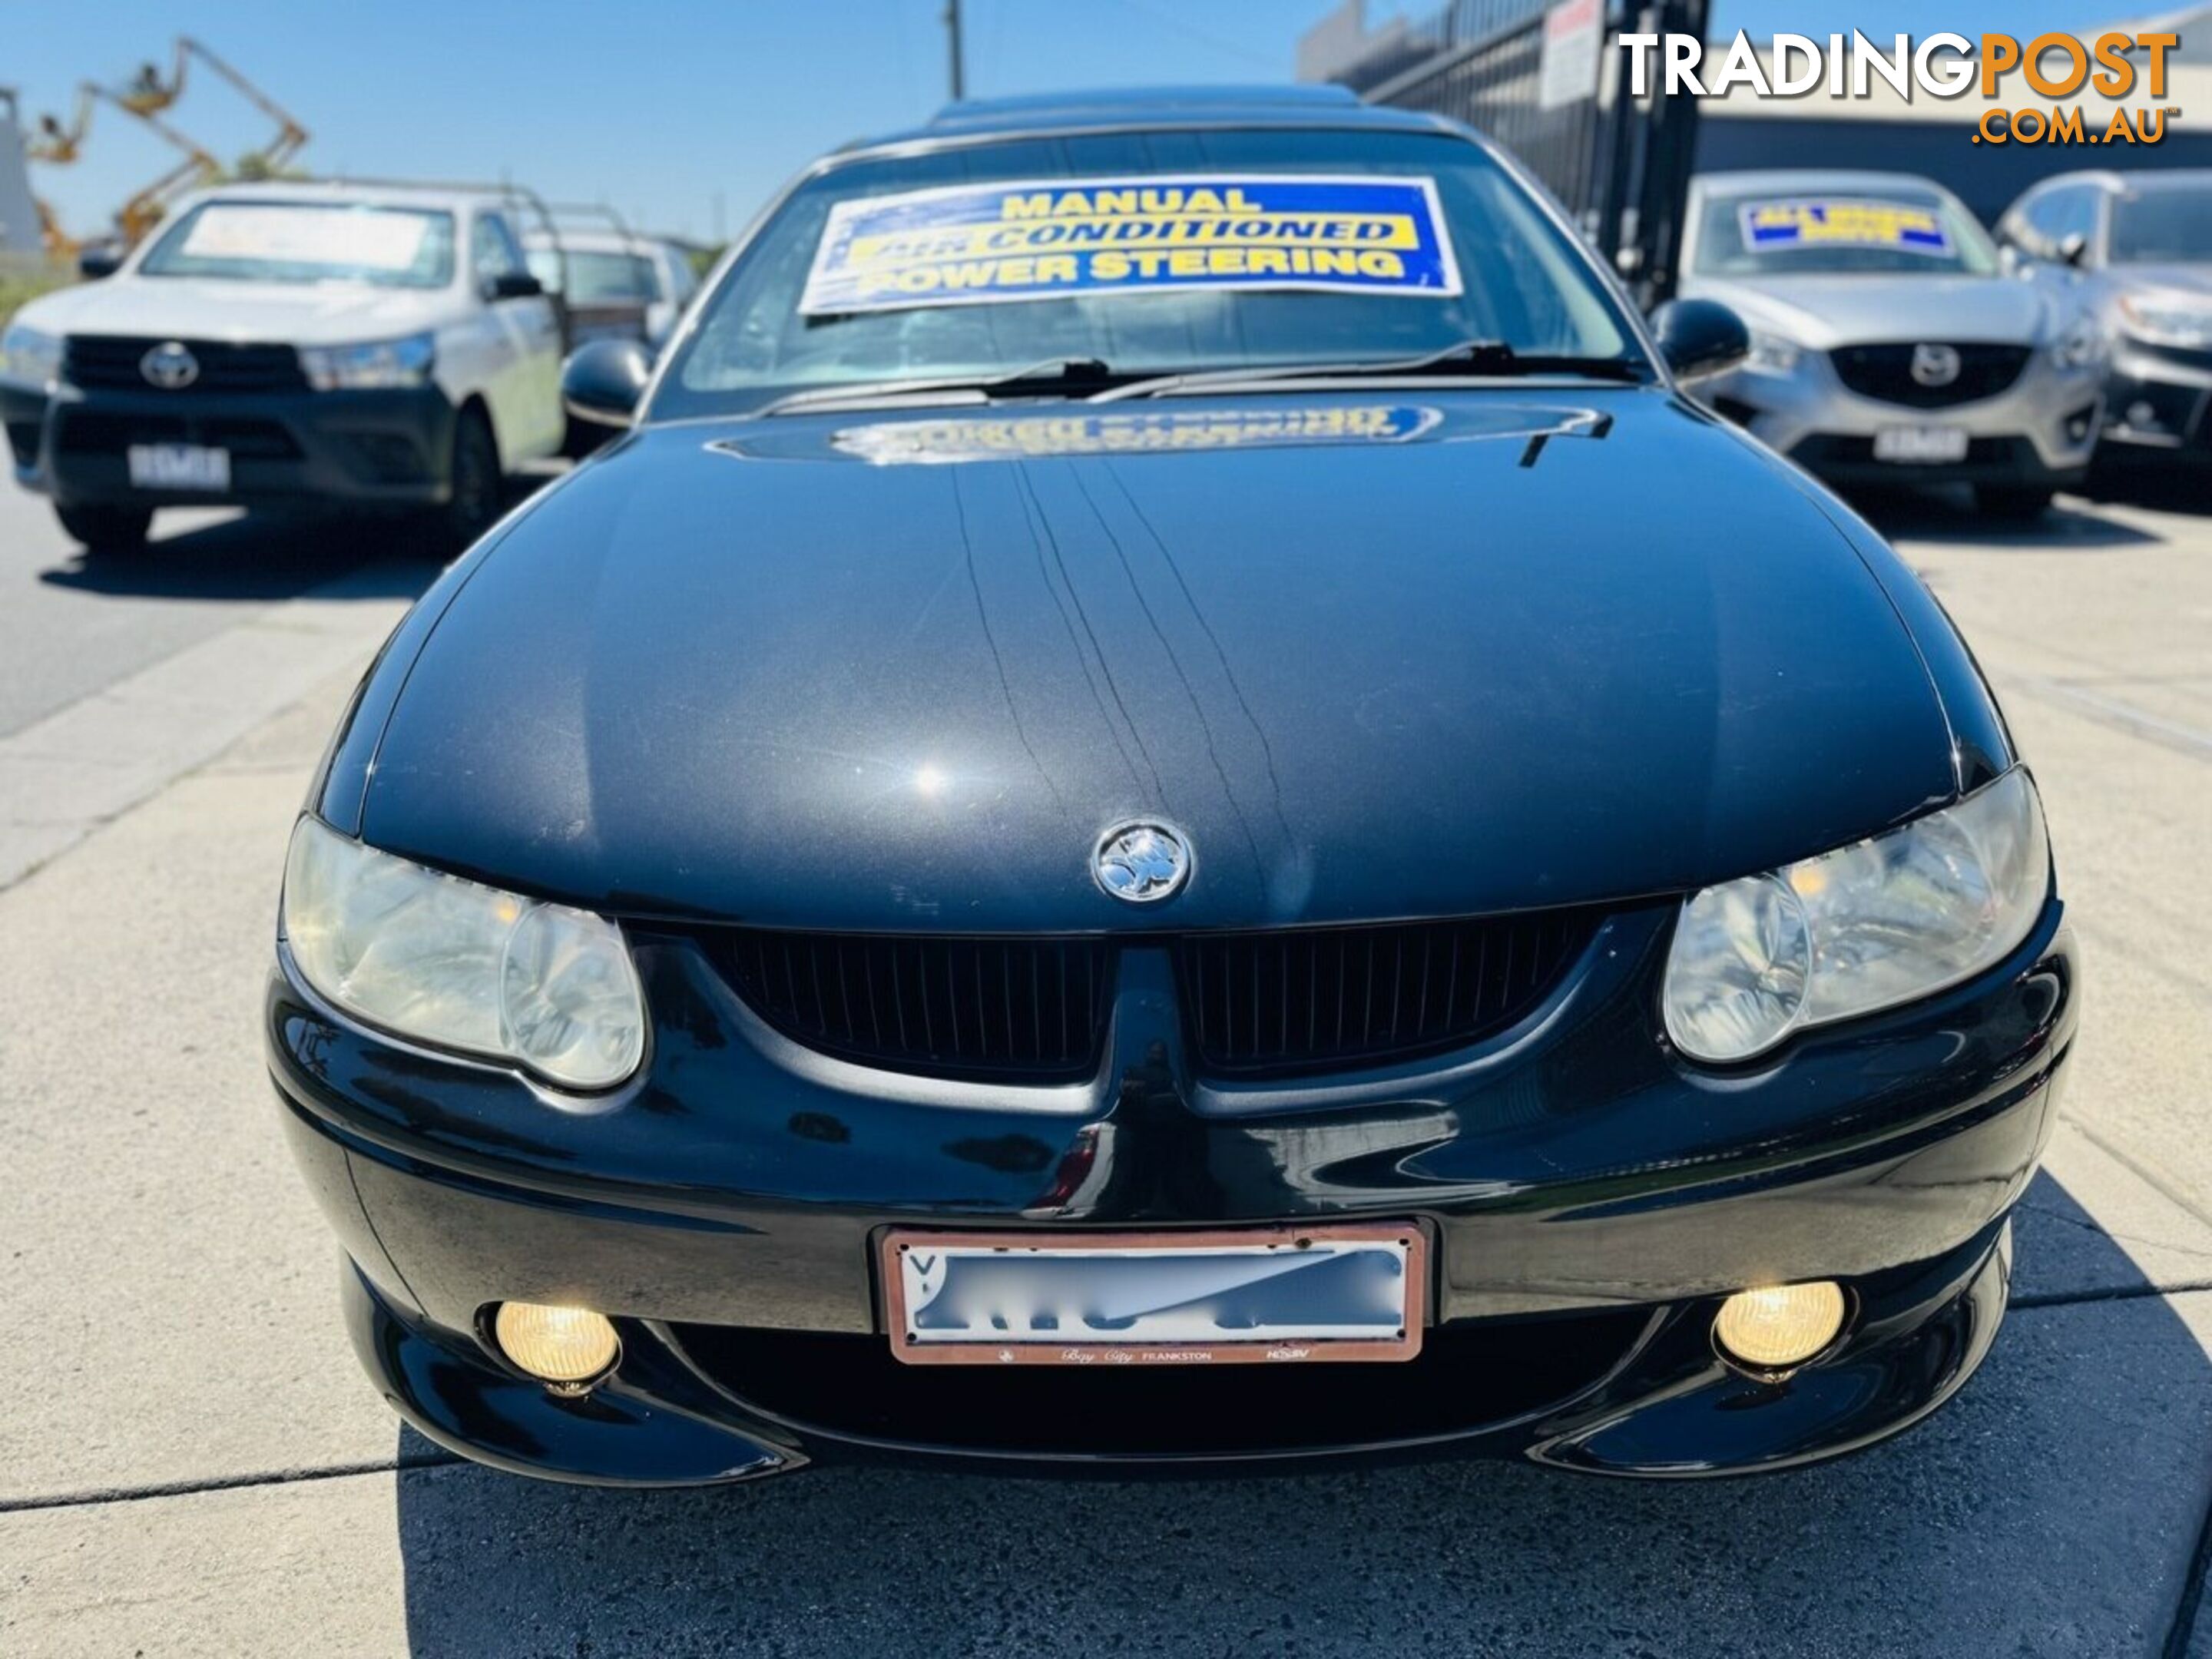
xmin=1714 ymin=1281 xmax=1846 ymax=1373
xmin=493 ymin=1301 xmax=619 ymax=1387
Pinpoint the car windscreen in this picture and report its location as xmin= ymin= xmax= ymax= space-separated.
xmin=1690 ymin=188 xmax=1998 ymax=277
xmin=138 ymin=201 xmax=456 ymax=289
xmin=526 ymin=247 xmax=660 ymax=303
xmin=2109 ymin=189 xmax=2212 ymax=263
xmin=656 ymin=128 xmax=1641 ymax=419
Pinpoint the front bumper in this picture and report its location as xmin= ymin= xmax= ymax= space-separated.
xmin=1704 ymin=349 xmax=2100 ymax=489
xmin=2098 ymin=336 xmax=2212 ymax=458
xmin=0 ymin=379 xmax=458 ymax=510
xmin=269 ymin=899 xmax=2078 ymax=1483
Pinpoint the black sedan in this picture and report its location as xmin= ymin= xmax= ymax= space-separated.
xmin=268 ymin=86 xmax=2076 ymax=1484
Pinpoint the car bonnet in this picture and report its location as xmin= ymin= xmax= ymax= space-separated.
xmin=343 ymin=389 xmax=1959 ymax=932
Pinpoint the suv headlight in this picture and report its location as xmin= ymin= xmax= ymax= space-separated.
xmin=0 ymin=323 xmax=61 ymax=388
xmin=1745 ymin=330 xmax=1801 ymax=375
xmin=298 ymin=331 xmax=435 ymax=391
xmin=2118 ymin=293 xmax=2212 ymax=351
xmin=282 ymin=817 xmax=646 ymax=1091
xmin=1662 ymin=770 xmax=2050 ymax=1065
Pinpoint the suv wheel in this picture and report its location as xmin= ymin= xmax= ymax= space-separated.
xmin=436 ymin=407 xmax=502 ymax=552
xmin=55 ymin=504 xmax=154 ymax=555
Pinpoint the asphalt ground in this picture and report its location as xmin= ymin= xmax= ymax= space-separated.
xmin=0 ymin=470 xmax=2207 ymax=1657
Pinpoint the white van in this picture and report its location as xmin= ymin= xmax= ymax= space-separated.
xmin=0 ymin=180 xmax=567 ymax=552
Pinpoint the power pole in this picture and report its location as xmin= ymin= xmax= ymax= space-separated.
xmin=943 ymin=0 xmax=965 ymax=101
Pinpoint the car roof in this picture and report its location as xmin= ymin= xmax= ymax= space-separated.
xmin=2028 ymin=167 xmax=2212 ymax=194
xmin=842 ymin=84 xmax=1449 ymax=154
xmin=1692 ymin=169 xmax=1952 ymax=200
xmin=168 ymin=178 xmax=504 ymax=214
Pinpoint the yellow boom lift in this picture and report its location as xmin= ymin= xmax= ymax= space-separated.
xmin=24 ymin=38 xmax=306 ymax=256
xmin=116 ymin=37 xmax=309 ymax=177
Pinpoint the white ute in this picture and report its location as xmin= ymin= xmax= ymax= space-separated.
xmin=0 ymin=180 xmax=567 ymax=553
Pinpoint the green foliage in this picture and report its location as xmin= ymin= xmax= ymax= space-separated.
xmin=0 ymin=267 xmax=70 ymax=328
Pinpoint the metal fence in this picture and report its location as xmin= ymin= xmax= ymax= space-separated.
xmin=1319 ymin=0 xmax=1710 ymax=306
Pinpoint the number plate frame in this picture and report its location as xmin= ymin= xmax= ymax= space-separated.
xmin=879 ymin=1222 xmax=1428 ymax=1367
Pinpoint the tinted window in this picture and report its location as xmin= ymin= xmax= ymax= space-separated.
xmin=660 ymin=128 xmax=1638 ymax=419
xmin=2109 ymin=189 xmax=2212 ymax=263
xmin=472 ymin=213 xmax=527 ymax=281
xmin=2023 ymin=185 xmax=2097 ymax=255
xmin=530 ymin=249 xmax=658 ymax=303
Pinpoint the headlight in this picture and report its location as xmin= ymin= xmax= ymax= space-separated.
xmin=2051 ymin=316 xmax=2107 ymax=370
xmin=298 ymin=331 xmax=435 ymax=391
xmin=1744 ymin=331 xmax=1801 ymax=376
xmin=1662 ymin=770 xmax=2049 ymax=1064
xmin=282 ymin=817 xmax=646 ymax=1091
xmin=0 ymin=323 xmax=61 ymax=388
xmin=2118 ymin=293 xmax=2212 ymax=351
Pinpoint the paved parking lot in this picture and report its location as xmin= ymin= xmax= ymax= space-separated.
xmin=0 ymin=473 xmax=2207 ymax=1657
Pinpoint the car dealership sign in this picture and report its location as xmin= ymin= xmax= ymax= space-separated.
xmin=1538 ymin=0 xmax=1602 ymax=111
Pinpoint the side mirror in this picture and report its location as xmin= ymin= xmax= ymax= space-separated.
xmin=78 ymin=247 xmax=123 ymax=280
xmin=561 ymin=338 xmax=653 ymax=427
xmin=1649 ymin=298 xmax=1750 ymax=383
xmin=487 ymin=270 xmax=544 ymax=302
xmin=2058 ymin=232 xmax=2090 ymax=269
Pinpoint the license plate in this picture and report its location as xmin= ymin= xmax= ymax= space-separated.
xmin=880 ymin=1223 xmax=1426 ymax=1366
xmin=1872 ymin=426 xmax=1969 ymax=464
xmin=126 ymin=443 xmax=230 ymax=490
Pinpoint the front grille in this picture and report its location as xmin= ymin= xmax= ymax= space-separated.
xmin=1829 ymin=343 xmax=2032 ymax=409
xmin=1179 ymin=911 xmax=1600 ymax=1075
xmin=54 ymin=410 xmax=301 ymax=459
xmin=720 ymin=909 xmax=1601 ymax=1083
xmin=724 ymin=932 xmax=1110 ymax=1081
xmin=62 ymin=335 xmax=306 ymax=394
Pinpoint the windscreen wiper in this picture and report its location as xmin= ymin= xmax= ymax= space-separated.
xmin=1093 ymin=339 xmax=1650 ymax=402
xmin=757 ymin=357 xmax=1126 ymax=417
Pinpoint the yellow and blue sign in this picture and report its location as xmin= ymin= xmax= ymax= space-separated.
xmin=800 ymin=174 xmax=1462 ymax=315
xmin=1740 ymin=200 xmax=1953 ymax=256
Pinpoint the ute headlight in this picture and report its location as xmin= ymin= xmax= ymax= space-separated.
xmin=1744 ymin=330 xmax=1801 ymax=376
xmin=2118 ymin=293 xmax=2212 ymax=351
xmin=1 ymin=323 xmax=61 ymax=388
xmin=1662 ymin=770 xmax=2049 ymax=1064
xmin=282 ymin=817 xmax=646 ymax=1091
xmin=298 ymin=331 xmax=435 ymax=391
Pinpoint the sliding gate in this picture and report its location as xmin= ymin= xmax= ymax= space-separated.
xmin=1321 ymin=0 xmax=1710 ymax=306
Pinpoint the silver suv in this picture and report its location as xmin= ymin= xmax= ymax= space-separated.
xmin=1998 ymin=168 xmax=2212 ymax=474
xmin=1678 ymin=169 xmax=2106 ymax=518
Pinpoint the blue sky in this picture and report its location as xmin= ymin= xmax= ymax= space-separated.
xmin=15 ymin=1 xmax=2128 ymax=243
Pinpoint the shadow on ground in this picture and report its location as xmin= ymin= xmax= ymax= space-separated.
xmin=33 ymin=474 xmax=546 ymax=602
xmin=1843 ymin=483 xmax=2166 ymax=550
xmin=392 ymin=1174 xmax=2212 ymax=1657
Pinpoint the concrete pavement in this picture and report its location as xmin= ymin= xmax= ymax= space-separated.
xmin=0 ymin=482 xmax=2207 ymax=1656
xmin=0 ymin=484 xmax=433 ymax=740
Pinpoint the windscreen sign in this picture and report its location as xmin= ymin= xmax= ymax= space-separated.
xmin=799 ymin=174 xmax=1462 ymax=315
xmin=1740 ymin=200 xmax=1954 ymax=257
